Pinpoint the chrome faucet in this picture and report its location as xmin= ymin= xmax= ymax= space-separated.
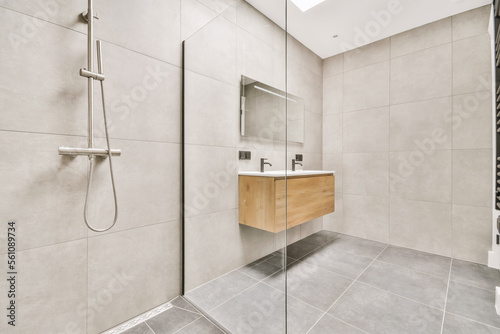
xmin=292 ymin=159 xmax=303 ymax=172
xmin=260 ymin=158 xmax=272 ymax=172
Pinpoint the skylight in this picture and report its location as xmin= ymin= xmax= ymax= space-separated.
xmin=290 ymin=0 xmax=325 ymax=12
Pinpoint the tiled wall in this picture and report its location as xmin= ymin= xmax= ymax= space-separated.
xmin=184 ymin=0 xmax=324 ymax=291
xmin=323 ymin=5 xmax=493 ymax=264
xmin=0 ymin=0 xmax=181 ymax=333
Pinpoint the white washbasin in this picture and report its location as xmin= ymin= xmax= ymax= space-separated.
xmin=238 ymin=170 xmax=335 ymax=177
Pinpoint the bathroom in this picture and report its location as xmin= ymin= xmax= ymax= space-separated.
xmin=1 ymin=0 xmax=499 ymax=333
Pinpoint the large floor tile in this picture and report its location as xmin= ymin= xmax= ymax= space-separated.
xmin=266 ymin=260 xmax=353 ymax=311
xmin=146 ymin=307 xmax=202 ymax=334
xmin=175 ymin=317 xmax=225 ymax=334
xmin=302 ymin=231 xmax=339 ymax=246
xmin=325 ymin=234 xmax=387 ymax=259
xmin=186 ymin=270 xmax=258 ymax=311
xmin=443 ymin=313 xmax=500 ymax=334
xmin=122 ymin=323 xmax=154 ymax=334
xmin=377 ymin=246 xmax=451 ymax=278
xmin=308 ymin=314 xmax=366 ymax=334
xmin=301 ymin=245 xmax=373 ymax=279
xmin=358 ymin=260 xmax=448 ymax=309
xmin=446 ymin=281 xmax=500 ymax=328
xmin=208 ymin=283 xmax=286 ymax=334
xmin=286 ymin=239 xmax=321 ymax=259
xmin=329 ymin=282 xmax=443 ymax=334
xmin=451 ymin=259 xmax=500 ymax=291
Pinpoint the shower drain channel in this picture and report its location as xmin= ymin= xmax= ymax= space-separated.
xmin=101 ymin=302 xmax=173 ymax=334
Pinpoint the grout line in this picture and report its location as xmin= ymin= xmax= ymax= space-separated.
xmin=374 ymin=258 xmax=451 ymax=281
xmin=171 ymin=305 xmax=203 ymax=316
xmin=145 ymin=321 xmax=155 ymax=334
xmin=170 ymin=316 xmax=202 ymax=334
xmin=305 ymin=244 xmax=389 ymax=334
xmin=440 ymin=259 xmax=454 ymax=333
xmin=445 ymin=311 xmax=500 ymax=330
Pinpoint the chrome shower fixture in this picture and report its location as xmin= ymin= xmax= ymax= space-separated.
xmin=58 ymin=0 xmax=120 ymax=232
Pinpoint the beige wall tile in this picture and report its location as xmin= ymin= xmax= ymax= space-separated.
xmin=452 ymin=5 xmax=492 ymax=41
xmin=391 ymin=43 xmax=452 ymax=105
xmin=301 ymin=218 xmax=324 ymax=238
xmin=452 ymin=149 xmax=492 ymax=207
xmin=343 ymin=152 xmax=390 ymax=197
xmin=453 ymin=33 xmax=492 ymax=95
xmin=344 ymin=38 xmax=390 ymax=72
xmin=181 ymin=0 xmax=218 ymax=41
xmin=391 ymin=18 xmax=451 ymax=58
xmin=304 ymin=111 xmax=323 ymax=154
xmin=452 ymin=204 xmax=492 ymax=264
xmin=390 ymin=198 xmax=452 ymax=256
xmin=390 ymin=150 xmax=452 ymax=203
xmin=237 ymin=27 xmax=275 ymax=86
xmin=343 ymin=194 xmax=390 ymax=243
xmin=390 ymin=98 xmax=452 ymax=151
xmin=452 ymin=92 xmax=492 ymax=149
xmin=344 ymin=61 xmax=390 ymax=112
xmin=88 ymin=222 xmax=180 ymax=333
xmin=343 ymin=107 xmax=390 ymax=153
xmin=0 ymin=240 xmax=87 ymax=333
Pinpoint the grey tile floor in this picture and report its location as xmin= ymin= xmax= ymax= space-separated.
xmin=128 ymin=231 xmax=500 ymax=333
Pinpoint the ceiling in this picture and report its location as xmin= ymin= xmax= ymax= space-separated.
xmin=246 ymin=0 xmax=492 ymax=59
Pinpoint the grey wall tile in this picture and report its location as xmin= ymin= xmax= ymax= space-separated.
xmin=390 ymin=198 xmax=452 ymax=256
xmin=453 ymin=5 xmax=492 ymax=41
xmin=0 ymin=10 xmax=87 ymax=136
xmin=343 ymin=152 xmax=389 ymax=197
xmin=87 ymin=139 xmax=180 ymax=234
xmin=181 ymin=0 xmax=218 ymax=41
xmin=391 ymin=43 xmax=452 ymax=105
xmin=0 ymin=240 xmax=87 ymax=334
xmin=185 ymin=71 xmax=239 ymax=147
xmin=185 ymin=15 xmax=237 ymax=86
xmin=452 ymin=205 xmax=492 ymax=264
xmin=452 ymin=92 xmax=492 ymax=149
xmin=96 ymin=0 xmax=181 ymax=66
xmin=390 ymin=150 xmax=452 ymax=203
xmin=390 ymin=97 xmax=452 ymax=151
xmin=0 ymin=132 xmax=87 ymax=253
xmin=453 ymin=33 xmax=492 ymax=95
xmin=323 ymin=54 xmax=344 ymax=77
xmin=88 ymin=222 xmax=180 ymax=333
xmin=452 ymin=149 xmax=492 ymax=207
xmin=344 ymin=38 xmax=390 ymax=72
xmin=343 ymin=194 xmax=390 ymax=243
xmin=237 ymin=26 xmax=275 ymax=86
xmin=185 ymin=145 xmax=237 ymax=217
xmin=343 ymin=61 xmax=390 ymax=112
xmin=93 ymin=42 xmax=181 ymax=143
xmin=323 ymin=113 xmax=343 ymax=154
xmin=343 ymin=107 xmax=390 ymax=153
xmin=323 ymin=73 xmax=343 ymax=115
xmin=304 ymin=111 xmax=323 ymax=153
xmin=185 ymin=209 xmax=276 ymax=290
xmin=391 ymin=18 xmax=451 ymax=58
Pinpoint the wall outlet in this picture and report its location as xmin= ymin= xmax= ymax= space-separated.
xmin=239 ymin=151 xmax=251 ymax=160
xmin=295 ymin=154 xmax=303 ymax=162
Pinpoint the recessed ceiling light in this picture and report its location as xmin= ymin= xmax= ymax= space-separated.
xmin=290 ymin=0 xmax=325 ymax=12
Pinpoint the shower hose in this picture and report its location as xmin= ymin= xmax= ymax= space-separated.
xmin=83 ymin=80 xmax=118 ymax=232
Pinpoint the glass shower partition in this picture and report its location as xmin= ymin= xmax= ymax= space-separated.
xmin=182 ymin=0 xmax=289 ymax=332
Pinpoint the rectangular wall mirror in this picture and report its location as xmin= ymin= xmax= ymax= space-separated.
xmin=240 ymin=75 xmax=305 ymax=143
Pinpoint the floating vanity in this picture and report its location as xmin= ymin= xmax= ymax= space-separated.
xmin=238 ymin=171 xmax=335 ymax=233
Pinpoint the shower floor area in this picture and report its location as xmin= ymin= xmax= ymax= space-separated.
xmin=183 ymin=230 xmax=500 ymax=334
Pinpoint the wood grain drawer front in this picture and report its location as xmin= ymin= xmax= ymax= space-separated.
xmin=275 ymin=175 xmax=335 ymax=230
xmin=238 ymin=174 xmax=335 ymax=233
